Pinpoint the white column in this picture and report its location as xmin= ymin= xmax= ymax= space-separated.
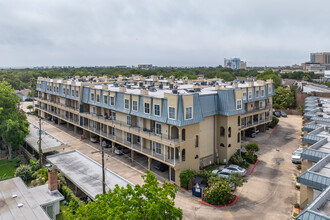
xmin=141 ymin=137 xmax=143 ymax=152
xmin=151 ymin=141 xmax=154 ymax=156
xmin=163 ymin=144 xmax=166 ymax=161
xmin=174 ymin=147 xmax=176 ymax=165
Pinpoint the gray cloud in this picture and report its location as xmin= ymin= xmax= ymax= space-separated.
xmin=0 ymin=0 xmax=329 ymax=67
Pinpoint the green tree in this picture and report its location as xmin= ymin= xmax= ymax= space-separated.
xmin=65 ymin=170 xmax=183 ymax=219
xmin=0 ymin=80 xmax=29 ymax=159
xmin=256 ymin=70 xmax=282 ymax=88
xmin=244 ymin=143 xmax=259 ymax=156
xmin=15 ymin=165 xmax=33 ymax=182
xmin=227 ymin=173 xmax=247 ymax=190
xmin=203 ymin=176 xmax=233 ymax=205
xmin=27 ymin=104 xmax=33 ymax=112
xmin=273 ymin=86 xmax=295 ymax=109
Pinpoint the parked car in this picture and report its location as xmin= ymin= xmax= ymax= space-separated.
xmin=225 ymin=164 xmax=246 ymax=176
xmin=273 ymin=111 xmax=281 ymax=117
xmin=90 ymin=136 xmax=100 ymax=143
xmin=280 ymin=111 xmax=287 ymax=117
xmin=101 ymin=140 xmax=111 ymax=148
xmin=114 ymin=146 xmax=131 ymax=155
xmin=245 ymin=129 xmax=256 ymax=138
xmin=211 ymin=165 xmax=226 ymax=174
xmin=218 ymin=169 xmax=234 ymax=179
xmin=153 ymin=161 xmax=169 ymax=172
xmin=291 ymin=148 xmax=303 ymax=164
xmin=25 ymin=98 xmax=33 ymax=101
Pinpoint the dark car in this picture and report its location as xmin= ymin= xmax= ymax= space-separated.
xmin=114 ymin=146 xmax=131 ymax=155
xmin=280 ymin=111 xmax=287 ymax=117
xmin=245 ymin=129 xmax=256 ymax=138
xmin=273 ymin=111 xmax=281 ymax=117
xmin=25 ymin=98 xmax=33 ymax=101
xmin=153 ymin=161 xmax=169 ymax=172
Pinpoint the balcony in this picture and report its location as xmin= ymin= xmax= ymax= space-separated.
xmin=35 ymin=97 xmax=79 ymax=113
xmin=243 ymin=105 xmax=271 ymax=115
xmin=80 ymin=112 xmax=180 ymax=147
xmin=36 ymin=105 xmax=79 ymax=125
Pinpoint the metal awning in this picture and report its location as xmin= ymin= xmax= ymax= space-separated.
xmin=25 ymin=124 xmax=67 ymax=153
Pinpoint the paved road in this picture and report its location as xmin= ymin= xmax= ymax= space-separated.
xmin=25 ymin=109 xmax=301 ymax=220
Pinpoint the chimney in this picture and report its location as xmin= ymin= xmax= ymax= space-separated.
xmin=48 ymin=167 xmax=58 ymax=192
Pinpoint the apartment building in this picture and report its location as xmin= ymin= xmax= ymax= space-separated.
xmin=35 ymin=75 xmax=274 ymax=185
xmin=298 ymin=97 xmax=330 ymax=219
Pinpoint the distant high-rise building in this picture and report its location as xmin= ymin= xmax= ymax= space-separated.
xmin=310 ymin=52 xmax=330 ymax=64
xmin=224 ymin=57 xmax=246 ymax=70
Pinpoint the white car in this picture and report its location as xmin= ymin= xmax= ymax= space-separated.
xmin=218 ymin=169 xmax=235 ymax=179
xmin=225 ymin=164 xmax=246 ymax=176
xmin=291 ymin=148 xmax=303 ymax=164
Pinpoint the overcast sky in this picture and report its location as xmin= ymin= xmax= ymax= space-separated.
xmin=0 ymin=0 xmax=329 ymax=68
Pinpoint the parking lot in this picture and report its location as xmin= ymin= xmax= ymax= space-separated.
xmin=25 ymin=108 xmax=302 ymax=219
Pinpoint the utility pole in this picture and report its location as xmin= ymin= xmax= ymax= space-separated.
xmin=38 ymin=118 xmax=42 ymax=167
xmin=92 ymin=143 xmax=106 ymax=194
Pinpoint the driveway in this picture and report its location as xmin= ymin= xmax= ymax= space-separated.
xmin=25 ymin=113 xmax=301 ymax=220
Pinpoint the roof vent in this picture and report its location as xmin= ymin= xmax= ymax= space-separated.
xmin=159 ymin=84 xmax=163 ymax=89
xmin=12 ymin=194 xmax=17 ymax=198
xmin=172 ymin=89 xmax=178 ymax=94
xmin=18 ymin=203 xmax=23 ymax=208
xmin=149 ymin=87 xmax=157 ymax=92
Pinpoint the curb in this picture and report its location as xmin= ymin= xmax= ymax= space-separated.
xmin=270 ymin=124 xmax=278 ymax=135
xmin=173 ymin=184 xmax=190 ymax=192
xmin=199 ymin=196 xmax=238 ymax=207
xmin=249 ymin=159 xmax=259 ymax=175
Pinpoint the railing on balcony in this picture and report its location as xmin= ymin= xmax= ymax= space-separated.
xmin=80 ymin=112 xmax=179 ymax=144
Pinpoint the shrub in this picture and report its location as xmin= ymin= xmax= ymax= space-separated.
xmin=197 ymin=170 xmax=216 ymax=181
xmin=295 ymin=185 xmax=300 ymax=190
xmin=270 ymin=116 xmax=279 ymax=128
xmin=15 ymin=165 xmax=33 ymax=182
xmin=29 ymin=159 xmax=40 ymax=172
xmin=242 ymin=154 xmax=258 ymax=164
xmin=227 ymin=172 xmax=248 ymax=189
xmin=60 ymin=185 xmax=84 ymax=209
xmin=297 ymin=164 xmax=301 ymax=170
xmin=244 ymin=143 xmax=259 ymax=156
xmin=294 ymin=203 xmax=300 ymax=208
xmin=203 ymin=177 xmax=234 ymax=205
xmin=179 ymin=169 xmax=196 ymax=189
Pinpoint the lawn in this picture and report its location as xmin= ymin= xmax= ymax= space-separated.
xmin=0 ymin=158 xmax=19 ymax=180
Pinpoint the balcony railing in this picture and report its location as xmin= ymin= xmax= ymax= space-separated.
xmin=243 ymin=105 xmax=271 ymax=115
xmin=35 ymin=97 xmax=79 ymax=113
xmin=80 ymin=112 xmax=179 ymax=145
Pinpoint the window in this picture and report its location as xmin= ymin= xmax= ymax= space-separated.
xmin=91 ymin=93 xmax=95 ymax=101
xmin=259 ymin=101 xmax=263 ymax=109
xmin=144 ymin=103 xmax=150 ymax=114
xmin=133 ymin=100 xmax=138 ymax=111
xmin=228 ymin=127 xmax=231 ymax=138
xmin=111 ymin=111 xmax=116 ymax=120
xmin=220 ymin=143 xmax=225 ymax=147
xmin=259 ymin=113 xmax=263 ymax=120
xmin=110 ymin=96 xmax=115 ymax=106
xmin=185 ymin=107 xmax=192 ymax=120
xmin=63 ymin=88 xmax=65 ymax=95
xmin=96 ymin=94 xmax=100 ymax=102
xmin=124 ymin=99 xmax=129 ymax=109
xmin=154 ymin=104 xmax=160 ymax=116
xmin=169 ymin=107 xmax=175 ymax=119
xmin=76 ymin=91 xmax=78 ymax=97
xmin=112 ymin=128 xmax=116 ymax=136
xmin=182 ymin=129 xmax=186 ymax=141
xmin=57 ymin=98 xmax=60 ymax=103
xmin=228 ymin=144 xmax=231 ymax=148
xmin=137 ymin=136 xmax=141 ymax=144
xmin=256 ymin=90 xmax=259 ymax=98
xmin=155 ymin=123 xmax=162 ymax=135
xmin=236 ymin=100 xmax=242 ymax=110
xmin=72 ymin=90 xmax=74 ymax=96
xmin=67 ymin=89 xmax=69 ymax=95
xmin=238 ymin=116 xmax=240 ymax=126
xmin=155 ymin=142 xmax=162 ymax=154
xmin=93 ymin=121 xmax=96 ymax=129
xmin=182 ymin=149 xmax=186 ymax=162
xmin=237 ymin=133 xmax=240 ymax=143
xmin=104 ymin=95 xmax=108 ymax=104
xmin=220 ymin=127 xmax=225 ymax=137
xmin=127 ymin=133 xmax=132 ymax=142
xmin=242 ymin=92 xmax=247 ymax=100
xmin=127 ymin=116 xmax=132 ymax=126
xmin=92 ymin=107 xmax=96 ymax=114
xmin=261 ymin=89 xmax=265 ymax=97
xmin=248 ymin=91 xmax=252 ymax=99
xmin=195 ymin=135 xmax=199 ymax=148
xmin=268 ymin=86 xmax=272 ymax=94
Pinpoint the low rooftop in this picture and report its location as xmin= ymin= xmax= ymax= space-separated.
xmin=0 ymin=177 xmax=63 ymax=220
xmin=47 ymin=150 xmax=134 ymax=200
xmin=25 ymin=124 xmax=68 ymax=153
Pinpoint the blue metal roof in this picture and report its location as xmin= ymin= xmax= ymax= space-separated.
xmin=303 ymin=123 xmax=322 ymax=132
xmin=302 ymin=149 xmax=329 ymax=162
xmin=298 ymin=171 xmax=330 ymax=191
xmin=302 ymin=134 xmax=325 ymax=144
xmin=296 ymin=211 xmax=330 ymax=220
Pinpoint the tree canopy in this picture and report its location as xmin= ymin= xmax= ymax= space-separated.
xmin=256 ymin=70 xmax=282 ymax=88
xmin=65 ymin=170 xmax=183 ymax=220
xmin=0 ymin=80 xmax=29 ymax=159
xmin=273 ymin=86 xmax=295 ymax=109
